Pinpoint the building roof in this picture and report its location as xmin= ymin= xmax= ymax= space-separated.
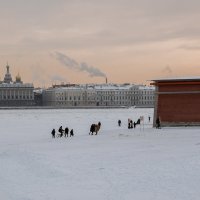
xmin=151 ymin=76 xmax=200 ymax=82
xmin=138 ymin=85 xmax=155 ymax=90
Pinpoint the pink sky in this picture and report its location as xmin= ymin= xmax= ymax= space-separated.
xmin=1 ymin=0 xmax=200 ymax=87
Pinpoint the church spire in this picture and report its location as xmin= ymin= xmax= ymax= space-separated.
xmin=6 ymin=62 xmax=10 ymax=74
xmin=3 ymin=63 xmax=13 ymax=83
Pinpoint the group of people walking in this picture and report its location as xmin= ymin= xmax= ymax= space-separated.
xmin=51 ymin=126 xmax=74 ymax=138
xmin=118 ymin=116 xmax=153 ymax=129
xmin=118 ymin=119 xmax=140 ymax=129
xmin=50 ymin=115 xmax=160 ymax=138
xmin=128 ymin=118 xmax=140 ymax=129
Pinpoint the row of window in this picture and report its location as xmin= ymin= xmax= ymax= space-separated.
xmin=0 ymin=95 xmax=33 ymax=100
xmin=56 ymin=96 xmax=82 ymax=101
xmin=55 ymin=102 xmax=96 ymax=106
xmin=140 ymin=101 xmax=155 ymax=105
xmin=55 ymin=91 xmax=147 ymax=96
xmin=55 ymin=96 xmax=154 ymax=101
xmin=141 ymin=96 xmax=155 ymax=100
xmin=54 ymin=98 xmax=153 ymax=105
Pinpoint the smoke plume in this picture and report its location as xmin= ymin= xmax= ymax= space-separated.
xmin=54 ymin=52 xmax=106 ymax=78
xmin=162 ymin=65 xmax=172 ymax=75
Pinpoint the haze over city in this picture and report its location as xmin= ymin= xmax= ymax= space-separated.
xmin=0 ymin=0 xmax=200 ymax=87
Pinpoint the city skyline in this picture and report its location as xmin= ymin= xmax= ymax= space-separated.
xmin=1 ymin=0 xmax=200 ymax=87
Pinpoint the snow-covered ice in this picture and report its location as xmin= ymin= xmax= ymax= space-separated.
xmin=0 ymin=108 xmax=200 ymax=200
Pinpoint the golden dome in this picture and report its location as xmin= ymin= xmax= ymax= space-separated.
xmin=16 ymin=73 xmax=21 ymax=82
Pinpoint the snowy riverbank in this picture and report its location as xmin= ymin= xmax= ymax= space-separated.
xmin=0 ymin=108 xmax=200 ymax=200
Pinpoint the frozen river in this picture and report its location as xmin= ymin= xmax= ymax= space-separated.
xmin=0 ymin=108 xmax=200 ymax=200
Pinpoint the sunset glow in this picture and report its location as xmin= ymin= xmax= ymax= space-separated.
xmin=0 ymin=0 xmax=200 ymax=87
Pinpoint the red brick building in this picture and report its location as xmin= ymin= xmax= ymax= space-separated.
xmin=151 ymin=77 xmax=200 ymax=127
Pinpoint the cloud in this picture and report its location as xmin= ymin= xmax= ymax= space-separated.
xmin=1 ymin=0 xmax=200 ymax=55
xmin=53 ymin=52 xmax=106 ymax=78
xmin=179 ymin=44 xmax=200 ymax=51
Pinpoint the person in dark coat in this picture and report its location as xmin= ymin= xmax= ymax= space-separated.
xmin=118 ymin=120 xmax=121 ymax=127
xmin=137 ymin=118 xmax=140 ymax=125
xmin=58 ymin=126 xmax=64 ymax=137
xmin=130 ymin=120 xmax=133 ymax=129
xmin=51 ymin=128 xmax=56 ymax=138
xmin=128 ymin=119 xmax=131 ymax=129
xmin=64 ymin=127 xmax=69 ymax=137
xmin=156 ymin=117 xmax=161 ymax=129
xmin=89 ymin=124 xmax=95 ymax=135
xmin=70 ymin=129 xmax=74 ymax=137
xmin=98 ymin=121 xmax=101 ymax=128
xmin=133 ymin=121 xmax=136 ymax=128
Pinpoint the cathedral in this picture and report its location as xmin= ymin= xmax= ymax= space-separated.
xmin=0 ymin=64 xmax=35 ymax=106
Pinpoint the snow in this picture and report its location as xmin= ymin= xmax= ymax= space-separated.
xmin=0 ymin=108 xmax=200 ymax=200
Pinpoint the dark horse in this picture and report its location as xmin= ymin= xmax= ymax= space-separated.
xmin=89 ymin=122 xmax=101 ymax=135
